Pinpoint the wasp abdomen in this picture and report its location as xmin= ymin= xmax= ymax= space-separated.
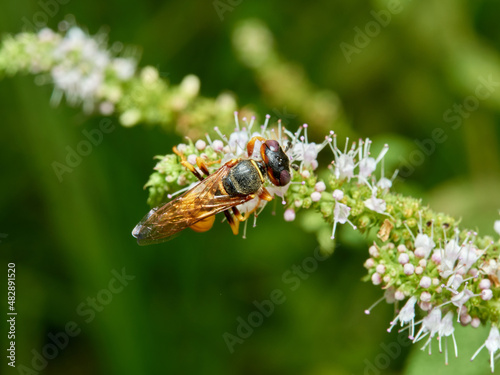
xmin=223 ymin=159 xmax=263 ymax=196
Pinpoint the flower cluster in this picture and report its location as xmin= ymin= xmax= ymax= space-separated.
xmin=0 ymin=26 xmax=137 ymax=113
xmin=364 ymin=216 xmax=500 ymax=369
xmin=0 ymin=24 xmax=237 ymax=135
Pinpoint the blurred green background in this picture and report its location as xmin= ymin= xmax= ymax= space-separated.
xmin=1 ymin=0 xmax=500 ymax=374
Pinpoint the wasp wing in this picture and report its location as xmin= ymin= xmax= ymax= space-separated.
xmin=132 ymin=163 xmax=254 ymax=245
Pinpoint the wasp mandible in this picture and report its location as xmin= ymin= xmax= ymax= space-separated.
xmin=132 ymin=136 xmax=292 ymax=245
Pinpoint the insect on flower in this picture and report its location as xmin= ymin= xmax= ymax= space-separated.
xmin=132 ymin=136 xmax=292 ymax=245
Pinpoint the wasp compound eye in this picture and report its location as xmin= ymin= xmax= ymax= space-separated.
xmin=264 ymin=140 xmax=280 ymax=153
xmin=279 ymin=170 xmax=291 ymax=186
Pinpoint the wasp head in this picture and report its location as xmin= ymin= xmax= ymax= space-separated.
xmin=261 ymin=140 xmax=291 ymax=186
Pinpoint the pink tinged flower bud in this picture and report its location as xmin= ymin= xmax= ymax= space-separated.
xmin=404 ymin=263 xmax=415 ymax=275
xmin=432 ymin=278 xmax=440 ymax=286
xmin=212 ymin=140 xmax=224 ymax=152
xmin=387 ymin=243 xmax=395 ymax=249
xmin=397 ymin=244 xmax=407 ymax=253
xmin=418 ymin=259 xmax=427 ymax=268
xmin=383 ymin=275 xmax=391 ymax=283
xmin=369 ymin=245 xmax=379 ymax=258
xmin=314 ymin=181 xmax=326 ymax=192
xmin=364 ymin=258 xmax=375 ymax=268
xmin=394 ymin=290 xmax=406 ymax=301
xmin=415 ymin=266 xmax=423 ymax=275
xmin=284 ymin=208 xmax=296 ymax=222
xmin=187 ymin=154 xmax=197 ymax=165
xmin=420 ymin=291 xmax=431 ymax=302
xmin=376 ymin=264 xmax=386 ymax=274
xmin=469 ymin=268 xmax=478 ymax=277
xmin=471 ymin=317 xmax=481 ymax=328
xmin=431 ymin=252 xmax=441 ymax=264
xmin=294 ymin=200 xmax=302 ymax=208
xmin=398 ymin=253 xmax=409 ymax=264
xmin=420 ymin=276 xmax=432 ymax=288
xmin=479 ymin=279 xmax=491 ymax=290
xmin=481 ymin=289 xmax=493 ymax=301
xmin=419 ymin=301 xmax=432 ymax=311
xmin=460 ymin=314 xmax=472 ymax=325
xmin=223 ymin=145 xmax=231 ymax=154
xmin=177 ymin=143 xmax=188 ymax=153
xmin=195 ymin=140 xmax=206 ymax=150
xmin=310 ymin=191 xmax=322 ymax=202
xmin=300 ymin=170 xmax=311 ymax=179
xmin=371 ymin=272 xmax=382 ymax=285
xmin=414 ymin=247 xmax=427 ymax=258
xmin=332 ymin=189 xmax=344 ymax=201
xmin=177 ymin=174 xmax=186 ymax=186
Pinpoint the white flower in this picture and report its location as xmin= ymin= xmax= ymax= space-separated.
xmin=471 ymin=326 xmax=500 ymax=373
xmin=414 ymin=233 xmax=435 ymax=259
xmin=48 ymin=26 xmax=137 ymax=113
xmin=287 ymin=125 xmax=327 ymax=169
xmin=357 ymin=139 xmax=389 ymax=180
xmin=328 ymin=135 xmax=357 ymax=181
xmin=438 ymin=311 xmax=458 ymax=365
xmin=330 ymin=202 xmax=356 ymax=239
xmin=228 ymin=130 xmax=250 ymax=157
xmin=435 ymin=239 xmax=461 ymax=279
xmin=495 ymin=220 xmax=500 ymax=236
xmin=364 ymin=194 xmax=387 ymax=215
xmin=413 ymin=308 xmax=442 ymax=355
xmin=450 ymin=287 xmax=475 ymax=317
xmin=388 ymin=296 xmax=417 ymax=339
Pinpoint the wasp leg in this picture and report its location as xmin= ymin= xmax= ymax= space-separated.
xmin=258 ymin=187 xmax=273 ymax=202
xmin=246 ymin=136 xmax=267 ymax=157
xmin=196 ymin=157 xmax=211 ymax=177
xmin=172 ymin=145 xmax=207 ymax=181
xmin=224 ymin=210 xmax=240 ymax=235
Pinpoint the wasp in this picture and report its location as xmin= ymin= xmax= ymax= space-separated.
xmin=132 ymin=136 xmax=292 ymax=245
